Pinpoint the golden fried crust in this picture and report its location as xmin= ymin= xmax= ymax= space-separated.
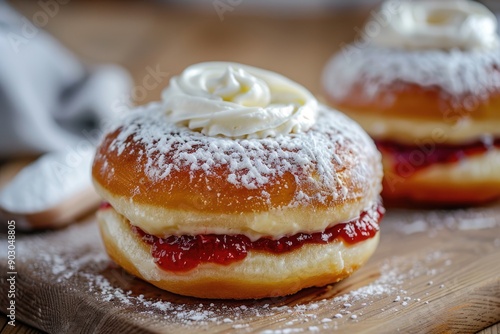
xmin=381 ymin=149 xmax=500 ymax=205
xmin=323 ymin=47 xmax=500 ymax=123
xmin=91 ymin=107 xmax=382 ymax=237
xmin=329 ymin=110 xmax=500 ymax=145
xmin=323 ymin=48 xmax=500 ymax=205
xmin=92 ymin=128 xmax=379 ymax=214
xmin=98 ymin=207 xmax=380 ymax=299
xmin=93 ymin=130 xmax=301 ymax=214
xmin=329 ymin=82 xmax=500 ymax=122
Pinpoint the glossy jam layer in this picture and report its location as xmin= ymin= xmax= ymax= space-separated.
xmin=132 ymin=203 xmax=384 ymax=272
xmin=376 ymin=137 xmax=500 ymax=177
xmin=99 ymin=202 xmax=112 ymax=209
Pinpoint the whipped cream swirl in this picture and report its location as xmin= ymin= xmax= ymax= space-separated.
xmin=162 ymin=62 xmax=318 ymax=138
xmin=371 ymin=0 xmax=499 ymax=51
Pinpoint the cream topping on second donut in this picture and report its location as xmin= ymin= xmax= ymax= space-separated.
xmin=371 ymin=0 xmax=499 ymax=51
xmin=162 ymin=62 xmax=318 ymax=139
xmin=323 ymin=45 xmax=500 ymax=104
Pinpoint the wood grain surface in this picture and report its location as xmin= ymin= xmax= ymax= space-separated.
xmin=0 ymin=319 xmax=42 ymax=334
xmin=2 ymin=1 xmax=500 ymax=333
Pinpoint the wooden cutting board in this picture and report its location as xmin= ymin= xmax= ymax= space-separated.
xmin=1 ymin=204 xmax=500 ymax=334
xmin=1 ymin=2 xmax=498 ymax=333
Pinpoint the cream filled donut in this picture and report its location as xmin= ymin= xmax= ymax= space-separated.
xmin=323 ymin=0 xmax=500 ymax=205
xmin=93 ymin=62 xmax=383 ymax=299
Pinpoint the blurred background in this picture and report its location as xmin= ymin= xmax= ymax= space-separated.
xmin=7 ymin=0 xmax=383 ymax=104
xmin=1 ymin=0 xmax=498 ymax=165
xmin=0 ymin=0 xmax=498 ymax=184
xmin=1 ymin=0 xmax=497 ymax=165
xmin=1 ymin=0 xmax=387 ymax=217
xmin=6 ymin=0 xmax=497 ymax=103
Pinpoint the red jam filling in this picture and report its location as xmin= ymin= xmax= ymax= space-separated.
xmin=376 ymin=137 xmax=500 ymax=177
xmin=99 ymin=202 xmax=112 ymax=209
xmin=132 ymin=203 xmax=384 ymax=272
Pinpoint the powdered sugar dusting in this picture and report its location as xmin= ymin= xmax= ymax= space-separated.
xmin=323 ymin=45 xmax=500 ymax=106
xmin=96 ymin=104 xmax=378 ymax=206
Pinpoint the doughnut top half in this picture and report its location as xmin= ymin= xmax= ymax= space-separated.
xmin=323 ymin=45 xmax=500 ymax=121
xmin=93 ymin=105 xmax=382 ymax=214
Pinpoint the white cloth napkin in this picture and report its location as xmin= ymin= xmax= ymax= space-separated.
xmin=0 ymin=2 xmax=132 ymax=224
xmin=0 ymin=1 xmax=132 ymax=158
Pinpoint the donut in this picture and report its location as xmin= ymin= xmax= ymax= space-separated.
xmin=93 ymin=62 xmax=383 ymax=299
xmin=322 ymin=0 xmax=500 ymax=206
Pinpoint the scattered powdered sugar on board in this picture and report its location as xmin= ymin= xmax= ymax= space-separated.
xmin=323 ymin=45 xmax=500 ymax=106
xmin=95 ymin=104 xmax=379 ymax=206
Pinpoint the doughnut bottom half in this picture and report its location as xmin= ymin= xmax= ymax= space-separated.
xmin=98 ymin=207 xmax=380 ymax=299
xmin=382 ymin=149 xmax=500 ymax=206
